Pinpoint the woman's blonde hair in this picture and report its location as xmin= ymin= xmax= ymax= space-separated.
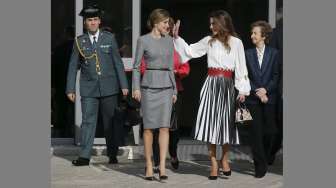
xmin=147 ymin=9 xmax=170 ymax=30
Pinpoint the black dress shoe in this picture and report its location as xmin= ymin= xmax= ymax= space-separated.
xmin=170 ymin=158 xmax=179 ymax=170
xmin=72 ymin=157 xmax=90 ymax=166
xmin=208 ymin=176 xmax=218 ymax=180
xmin=109 ymin=157 xmax=118 ymax=164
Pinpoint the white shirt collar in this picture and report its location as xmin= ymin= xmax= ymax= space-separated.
xmin=88 ymin=29 xmax=100 ymax=44
xmin=256 ymin=44 xmax=266 ymax=66
xmin=256 ymin=44 xmax=265 ymax=55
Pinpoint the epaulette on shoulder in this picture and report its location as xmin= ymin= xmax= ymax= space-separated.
xmin=102 ymin=30 xmax=114 ymax=37
xmin=76 ymin=34 xmax=86 ymax=40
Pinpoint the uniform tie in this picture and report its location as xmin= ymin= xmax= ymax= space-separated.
xmin=93 ymin=36 xmax=97 ymax=50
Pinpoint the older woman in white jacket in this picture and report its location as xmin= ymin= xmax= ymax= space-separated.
xmin=173 ymin=10 xmax=250 ymax=180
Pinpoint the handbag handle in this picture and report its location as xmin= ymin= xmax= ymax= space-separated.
xmin=237 ymin=101 xmax=248 ymax=109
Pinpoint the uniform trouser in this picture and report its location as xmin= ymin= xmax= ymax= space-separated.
xmin=247 ymin=104 xmax=277 ymax=172
xmin=152 ymin=92 xmax=182 ymax=166
xmin=79 ymin=95 xmax=119 ymax=159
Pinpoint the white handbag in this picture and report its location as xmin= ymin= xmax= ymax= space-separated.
xmin=235 ymin=102 xmax=253 ymax=124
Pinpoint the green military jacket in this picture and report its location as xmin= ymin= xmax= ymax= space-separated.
xmin=66 ymin=30 xmax=128 ymax=97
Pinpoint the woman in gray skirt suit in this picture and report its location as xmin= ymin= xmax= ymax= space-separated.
xmin=132 ymin=9 xmax=177 ymax=180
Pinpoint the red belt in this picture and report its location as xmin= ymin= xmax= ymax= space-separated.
xmin=207 ymin=68 xmax=233 ymax=78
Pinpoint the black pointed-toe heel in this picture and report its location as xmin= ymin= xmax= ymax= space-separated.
xmin=220 ymin=160 xmax=232 ymax=176
xmin=208 ymin=165 xmax=219 ymax=180
xmin=144 ymin=176 xmax=154 ymax=181
xmin=160 ymin=175 xmax=168 ymax=180
xmin=159 ymin=171 xmax=168 ymax=180
xmin=220 ymin=169 xmax=232 ymax=176
xmin=208 ymin=175 xmax=218 ymax=180
xmin=144 ymin=167 xmax=154 ymax=181
xmin=208 ymin=170 xmax=219 ymax=180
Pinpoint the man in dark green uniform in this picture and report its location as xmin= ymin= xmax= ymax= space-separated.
xmin=66 ymin=4 xmax=128 ymax=166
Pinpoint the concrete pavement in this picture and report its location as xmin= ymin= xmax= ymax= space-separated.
xmin=51 ymin=145 xmax=283 ymax=188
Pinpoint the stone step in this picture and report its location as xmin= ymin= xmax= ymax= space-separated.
xmin=51 ymin=139 xmax=283 ymax=161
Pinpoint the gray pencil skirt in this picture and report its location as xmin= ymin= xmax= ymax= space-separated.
xmin=141 ymin=87 xmax=173 ymax=129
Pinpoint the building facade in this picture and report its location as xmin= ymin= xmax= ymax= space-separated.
xmin=51 ymin=0 xmax=282 ymax=145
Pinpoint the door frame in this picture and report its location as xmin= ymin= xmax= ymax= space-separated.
xmin=74 ymin=0 xmax=141 ymax=145
xmin=52 ymin=0 xmax=277 ymax=145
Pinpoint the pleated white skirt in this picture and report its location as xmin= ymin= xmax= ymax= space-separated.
xmin=194 ymin=76 xmax=240 ymax=145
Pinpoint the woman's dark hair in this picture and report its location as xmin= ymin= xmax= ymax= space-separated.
xmin=250 ymin=20 xmax=273 ymax=44
xmin=168 ymin=17 xmax=175 ymax=36
xmin=208 ymin=10 xmax=237 ymax=52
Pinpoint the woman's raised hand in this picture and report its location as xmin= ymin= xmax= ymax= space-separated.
xmin=172 ymin=19 xmax=180 ymax=39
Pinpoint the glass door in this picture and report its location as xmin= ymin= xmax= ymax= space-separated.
xmin=73 ymin=0 xmax=140 ymax=145
xmin=51 ymin=0 xmax=75 ymax=142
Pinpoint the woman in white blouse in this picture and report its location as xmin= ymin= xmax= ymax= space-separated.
xmin=173 ymin=10 xmax=250 ymax=180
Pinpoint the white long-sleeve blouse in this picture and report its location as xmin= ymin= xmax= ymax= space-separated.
xmin=174 ymin=35 xmax=251 ymax=95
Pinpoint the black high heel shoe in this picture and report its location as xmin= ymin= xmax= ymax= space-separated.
xmin=220 ymin=169 xmax=232 ymax=176
xmin=159 ymin=171 xmax=168 ymax=180
xmin=208 ymin=166 xmax=219 ymax=180
xmin=220 ymin=160 xmax=232 ymax=176
xmin=208 ymin=175 xmax=218 ymax=180
xmin=144 ymin=167 xmax=154 ymax=181
xmin=145 ymin=176 xmax=154 ymax=181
